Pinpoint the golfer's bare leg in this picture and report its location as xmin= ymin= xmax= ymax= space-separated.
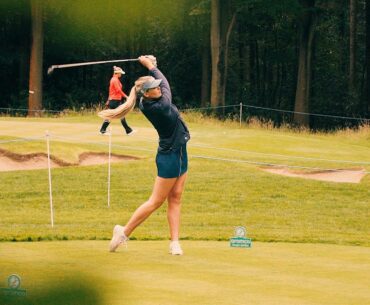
xmin=167 ymin=173 xmax=187 ymax=241
xmin=123 ymin=176 xmax=177 ymax=237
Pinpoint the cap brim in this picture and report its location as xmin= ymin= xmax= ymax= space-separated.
xmin=146 ymin=79 xmax=162 ymax=89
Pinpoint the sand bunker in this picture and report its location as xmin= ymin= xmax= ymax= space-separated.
xmin=261 ymin=167 xmax=366 ymax=183
xmin=0 ymin=148 xmax=139 ymax=172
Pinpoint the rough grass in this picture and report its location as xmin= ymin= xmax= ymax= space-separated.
xmin=0 ymin=114 xmax=369 ymax=246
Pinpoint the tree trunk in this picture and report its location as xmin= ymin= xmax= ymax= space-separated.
xmin=238 ymin=21 xmax=248 ymax=103
xmin=201 ymin=25 xmax=210 ymax=106
xmin=349 ymin=0 xmax=357 ymax=92
xmin=28 ymin=0 xmax=43 ymax=116
xmin=255 ymin=40 xmax=261 ymax=103
xmin=222 ymin=11 xmax=236 ymax=106
xmin=210 ymin=0 xmax=223 ymax=108
xmin=272 ymin=31 xmax=280 ymax=108
xmin=210 ymin=0 xmax=235 ymax=111
xmin=249 ymin=40 xmax=256 ymax=100
xmin=366 ymin=0 xmax=370 ymax=114
xmin=262 ymin=46 xmax=267 ymax=106
xmin=16 ymin=2 xmax=30 ymax=94
xmin=293 ymin=0 xmax=316 ymax=127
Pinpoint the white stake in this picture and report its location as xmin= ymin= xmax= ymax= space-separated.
xmin=46 ymin=130 xmax=54 ymax=227
xmin=107 ymin=127 xmax=112 ymax=207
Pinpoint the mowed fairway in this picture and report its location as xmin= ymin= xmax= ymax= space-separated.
xmin=0 ymin=241 xmax=369 ymax=305
xmin=0 ymin=115 xmax=370 ymax=304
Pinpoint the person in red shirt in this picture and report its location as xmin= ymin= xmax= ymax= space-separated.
xmin=99 ymin=66 xmax=135 ymax=135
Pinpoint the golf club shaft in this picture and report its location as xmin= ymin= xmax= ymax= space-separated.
xmin=48 ymin=58 xmax=139 ymax=74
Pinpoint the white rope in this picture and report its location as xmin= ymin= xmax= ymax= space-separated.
xmin=49 ymin=133 xmax=370 ymax=168
xmin=2 ymin=132 xmax=368 ymax=174
xmin=53 ymin=133 xmax=370 ymax=173
xmin=241 ymin=104 xmax=370 ymax=122
xmin=2 ymin=131 xmax=369 ymax=168
xmin=130 ymin=134 xmax=370 ymax=166
xmin=50 ymin=134 xmax=154 ymax=153
xmin=191 ymin=154 xmax=370 ymax=174
xmin=182 ymin=104 xmax=240 ymax=111
xmin=2 ymin=104 xmax=369 ymax=122
xmin=0 ymin=107 xmax=62 ymax=113
xmin=49 ymin=135 xmax=109 ymax=147
xmin=0 ymin=136 xmax=45 ymax=143
xmin=112 ymin=142 xmax=153 ymax=153
xmin=190 ymin=143 xmax=370 ymax=165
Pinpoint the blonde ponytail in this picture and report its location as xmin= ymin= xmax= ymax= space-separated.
xmin=97 ymin=76 xmax=156 ymax=120
xmin=98 ymin=86 xmax=137 ymax=120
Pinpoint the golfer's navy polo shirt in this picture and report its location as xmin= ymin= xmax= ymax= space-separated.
xmin=139 ymin=68 xmax=190 ymax=152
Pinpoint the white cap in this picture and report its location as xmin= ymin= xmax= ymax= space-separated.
xmin=142 ymin=79 xmax=162 ymax=92
xmin=113 ymin=66 xmax=125 ymax=74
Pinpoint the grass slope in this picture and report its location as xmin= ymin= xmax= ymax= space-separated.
xmin=0 ymin=115 xmax=369 ymax=246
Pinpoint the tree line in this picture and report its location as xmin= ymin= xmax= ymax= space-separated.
xmin=1 ymin=0 xmax=370 ymax=129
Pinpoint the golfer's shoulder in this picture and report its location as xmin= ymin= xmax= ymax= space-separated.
xmin=149 ymin=67 xmax=166 ymax=80
xmin=147 ymin=98 xmax=169 ymax=112
xmin=110 ymin=77 xmax=120 ymax=85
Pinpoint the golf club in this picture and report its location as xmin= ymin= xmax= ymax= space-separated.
xmin=47 ymin=58 xmax=140 ymax=75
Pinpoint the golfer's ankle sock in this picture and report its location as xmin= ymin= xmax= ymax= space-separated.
xmin=122 ymin=227 xmax=129 ymax=239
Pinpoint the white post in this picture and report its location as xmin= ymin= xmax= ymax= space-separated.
xmin=239 ymin=102 xmax=243 ymax=127
xmin=107 ymin=127 xmax=112 ymax=207
xmin=46 ymin=130 xmax=54 ymax=227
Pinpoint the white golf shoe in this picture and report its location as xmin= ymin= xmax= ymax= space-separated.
xmin=109 ymin=225 xmax=128 ymax=252
xmin=127 ymin=129 xmax=137 ymax=136
xmin=169 ymin=241 xmax=183 ymax=255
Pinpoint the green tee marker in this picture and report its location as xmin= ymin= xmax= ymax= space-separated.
xmin=230 ymin=226 xmax=252 ymax=248
xmin=1 ymin=274 xmax=27 ymax=297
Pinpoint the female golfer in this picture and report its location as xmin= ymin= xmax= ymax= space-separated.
xmin=101 ymin=56 xmax=190 ymax=255
xmin=99 ymin=66 xmax=134 ymax=135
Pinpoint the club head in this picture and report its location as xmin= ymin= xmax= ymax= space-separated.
xmin=47 ymin=66 xmax=55 ymax=75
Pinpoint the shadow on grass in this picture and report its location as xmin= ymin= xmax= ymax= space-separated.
xmin=0 ymin=277 xmax=103 ymax=305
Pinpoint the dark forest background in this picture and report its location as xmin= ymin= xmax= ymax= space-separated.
xmin=1 ymin=0 xmax=370 ymax=129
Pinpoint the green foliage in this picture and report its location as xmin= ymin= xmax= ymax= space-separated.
xmin=1 ymin=0 xmax=369 ymax=128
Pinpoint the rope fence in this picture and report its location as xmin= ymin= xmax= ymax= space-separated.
xmin=1 ymin=104 xmax=369 ymax=126
xmin=190 ymin=155 xmax=370 ymax=173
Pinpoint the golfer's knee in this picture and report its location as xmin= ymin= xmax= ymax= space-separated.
xmin=168 ymin=192 xmax=182 ymax=205
xmin=148 ymin=197 xmax=165 ymax=209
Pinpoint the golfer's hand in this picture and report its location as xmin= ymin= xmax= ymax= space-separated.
xmin=139 ymin=55 xmax=156 ymax=70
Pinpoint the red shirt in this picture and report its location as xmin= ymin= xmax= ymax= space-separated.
xmin=109 ymin=76 xmax=128 ymax=100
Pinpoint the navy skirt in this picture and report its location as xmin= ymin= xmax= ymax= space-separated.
xmin=156 ymin=144 xmax=188 ymax=178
